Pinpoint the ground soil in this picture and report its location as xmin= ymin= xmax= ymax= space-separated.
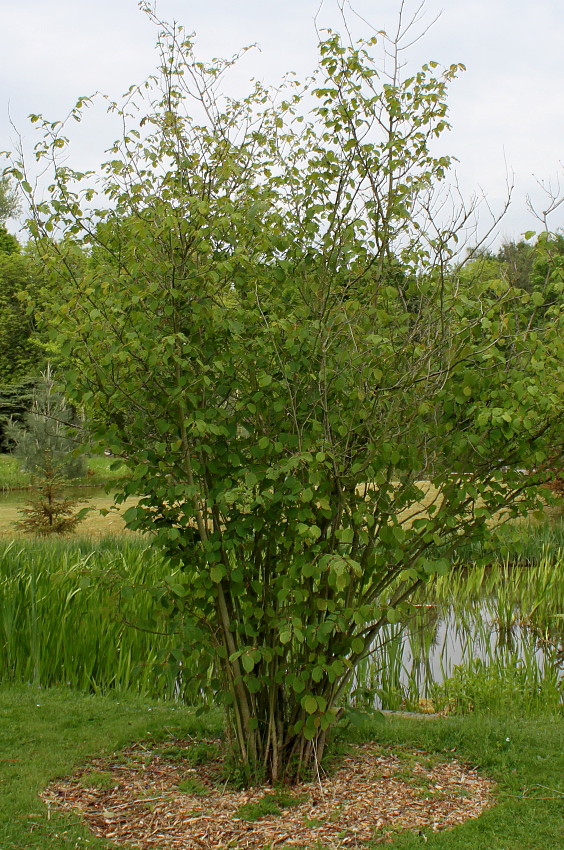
xmin=42 ymin=736 xmax=494 ymax=849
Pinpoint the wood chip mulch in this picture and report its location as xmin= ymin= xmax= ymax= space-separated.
xmin=41 ymin=737 xmax=495 ymax=848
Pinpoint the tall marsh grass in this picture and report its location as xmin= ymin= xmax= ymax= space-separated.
xmin=452 ymin=516 xmax=564 ymax=566
xmin=431 ymin=652 xmax=562 ymax=715
xmin=0 ymin=537 xmax=199 ymax=700
xmin=1 ymin=521 xmax=562 ymax=716
xmin=0 ymin=455 xmax=31 ymax=491
xmin=357 ymin=544 xmax=563 ymax=714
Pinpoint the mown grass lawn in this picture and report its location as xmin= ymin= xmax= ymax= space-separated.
xmin=0 ymin=452 xmax=136 ymax=537
xmin=357 ymin=712 xmax=564 ymax=849
xmin=0 ymin=686 xmax=221 ymax=849
xmin=0 ymin=493 xmax=139 ymax=538
xmin=1 ymin=685 xmax=562 ymax=849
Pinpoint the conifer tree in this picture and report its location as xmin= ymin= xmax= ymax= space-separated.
xmin=7 ymin=367 xmax=89 ymax=535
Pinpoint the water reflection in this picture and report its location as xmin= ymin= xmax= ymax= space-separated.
xmin=361 ymin=593 xmax=563 ymax=711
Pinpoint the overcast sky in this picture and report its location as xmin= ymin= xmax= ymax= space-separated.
xmin=2 ymin=0 xmax=563 ymax=244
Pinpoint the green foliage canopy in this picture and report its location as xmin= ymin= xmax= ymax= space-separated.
xmin=0 ymin=232 xmax=49 ymax=450
xmin=0 ymin=176 xmax=19 ymax=223
xmin=0 ymin=249 xmax=44 ymax=386
xmin=9 ymin=13 xmax=563 ymax=783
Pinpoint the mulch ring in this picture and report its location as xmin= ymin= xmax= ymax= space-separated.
xmin=41 ymin=736 xmax=495 ymax=848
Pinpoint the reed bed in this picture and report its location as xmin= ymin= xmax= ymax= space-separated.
xmin=451 ymin=515 xmax=564 ymax=565
xmin=354 ymin=544 xmax=563 ymax=714
xmin=1 ymin=522 xmax=562 ymax=716
xmin=0 ymin=537 xmax=199 ymax=700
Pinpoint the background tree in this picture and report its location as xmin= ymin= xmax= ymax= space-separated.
xmin=9 ymin=11 xmax=563 ymax=783
xmin=496 ymin=239 xmax=535 ymax=291
xmin=0 ymin=247 xmax=44 ymax=385
xmin=6 ymin=368 xmax=88 ymax=534
xmin=0 ymin=240 xmax=46 ymax=448
xmin=0 ymin=176 xmax=19 ymax=223
xmin=0 ymin=174 xmax=54 ymax=446
xmin=0 ymin=225 xmax=19 ymax=255
xmin=13 ymin=474 xmax=88 ymax=536
xmin=0 ymin=377 xmax=36 ymax=452
xmin=6 ymin=366 xmax=87 ymax=479
xmin=0 ymin=176 xmax=21 ymax=257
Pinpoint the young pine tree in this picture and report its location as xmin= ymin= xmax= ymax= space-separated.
xmin=6 ymin=368 xmax=89 ymax=535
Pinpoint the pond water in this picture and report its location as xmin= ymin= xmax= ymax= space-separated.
xmin=359 ymin=590 xmax=563 ymax=711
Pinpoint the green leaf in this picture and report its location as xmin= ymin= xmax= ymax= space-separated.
xmin=351 ymin=636 xmax=364 ymax=654
xmin=242 ymin=653 xmax=256 ymax=673
xmin=122 ymin=506 xmax=140 ymax=523
xmin=279 ymin=628 xmax=292 ymax=645
xmin=312 ymin=666 xmax=324 ymax=682
xmin=387 ymin=608 xmax=400 ymax=624
xmin=210 ymin=566 xmax=225 ymax=583
xmin=301 ymin=695 xmax=318 ymax=714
